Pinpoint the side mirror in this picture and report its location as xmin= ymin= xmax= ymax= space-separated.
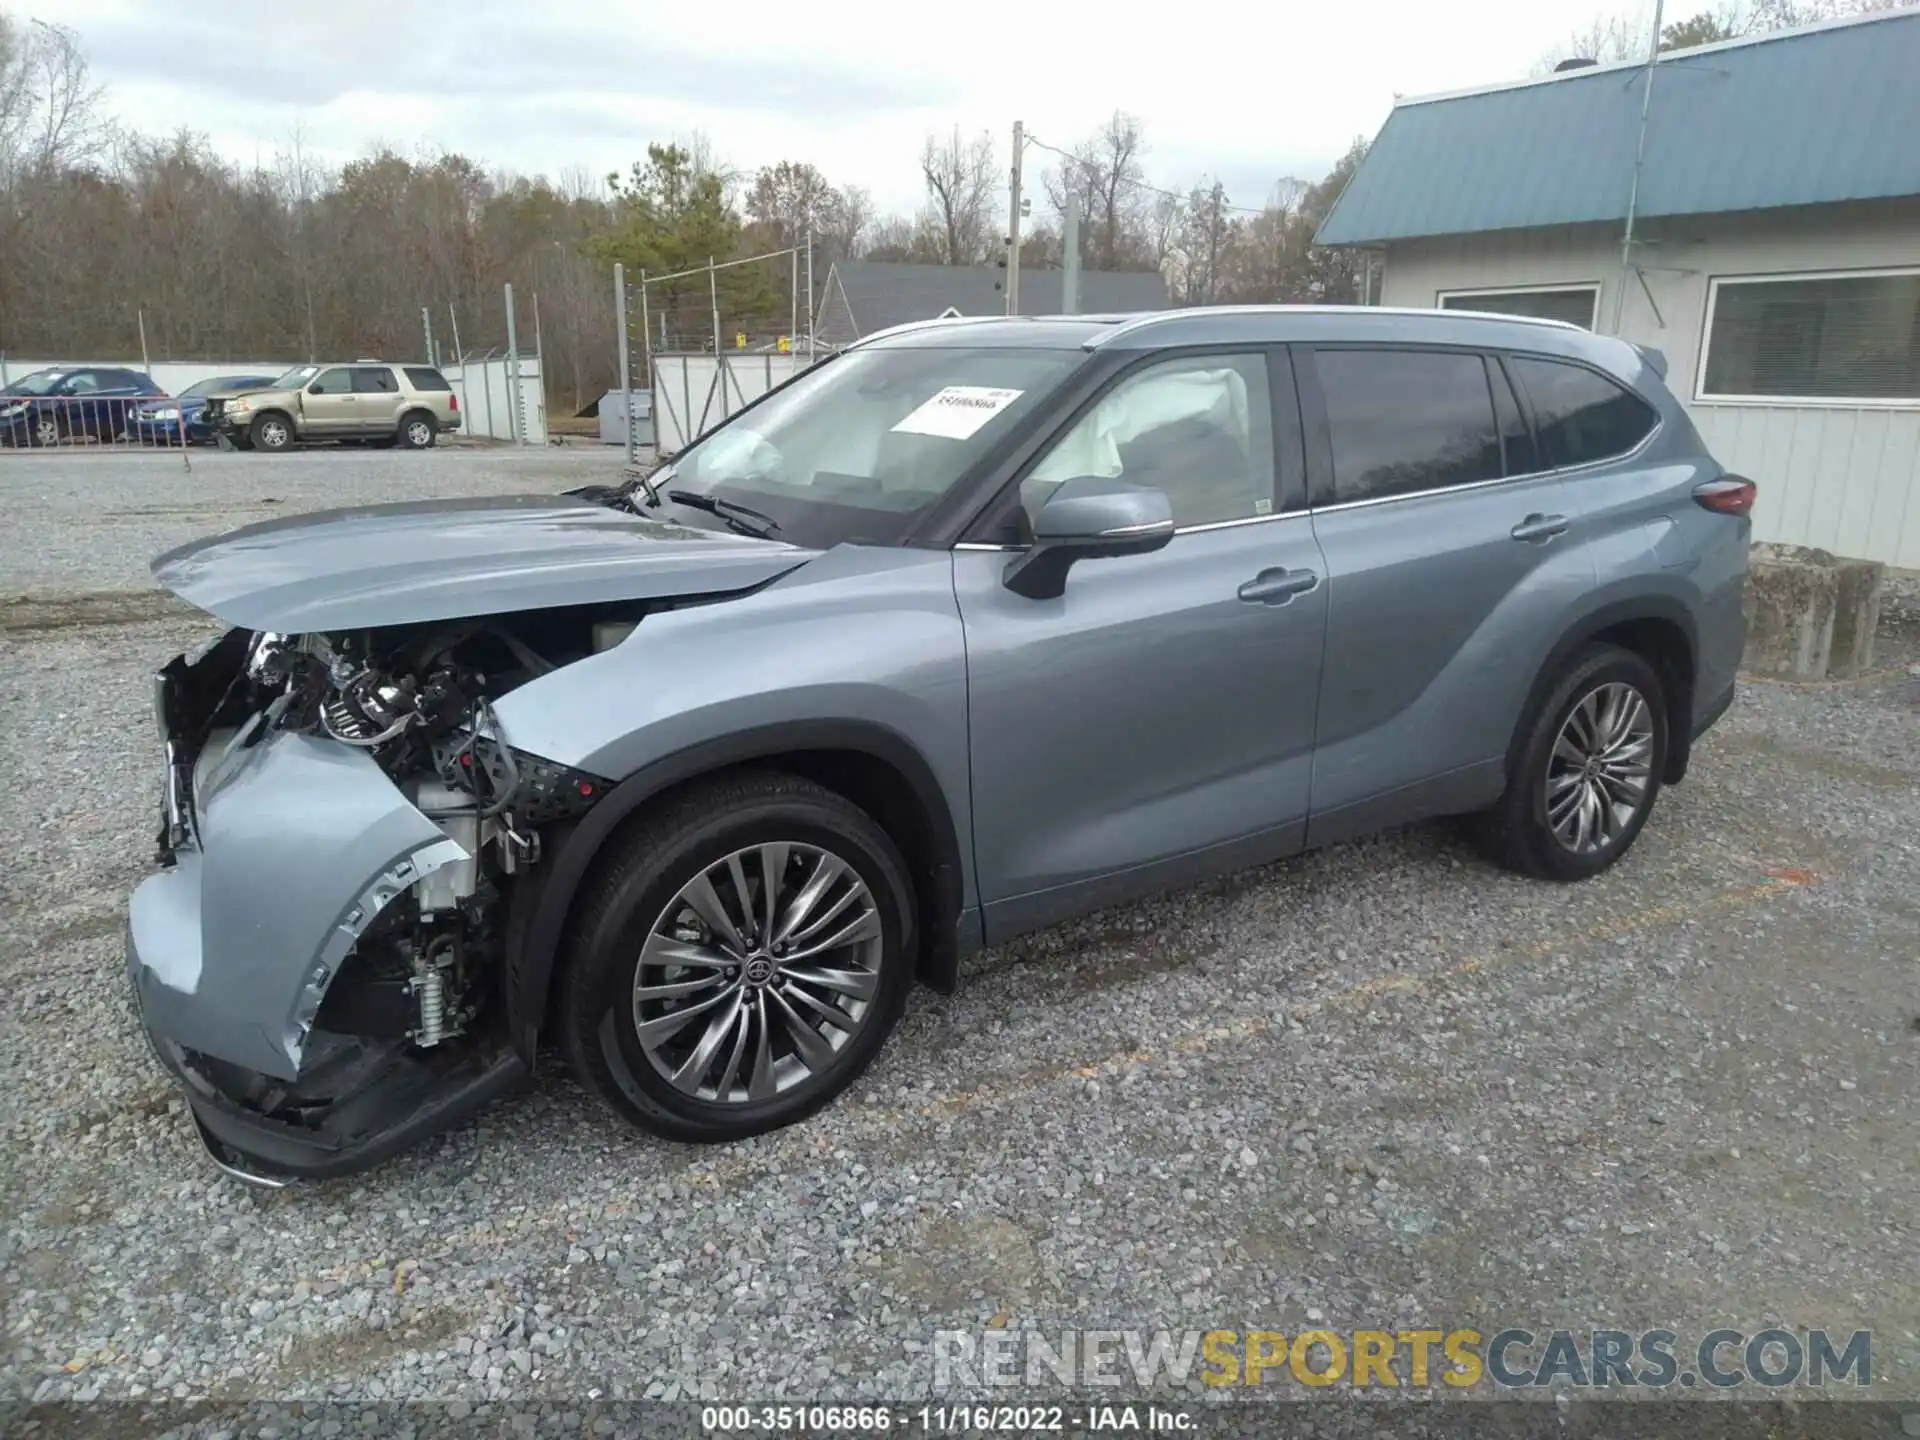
xmin=1002 ymin=476 xmax=1175 ymax=600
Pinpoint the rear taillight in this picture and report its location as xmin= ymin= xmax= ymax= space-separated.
xmin=1693 ymin=475 xmax=1756 ymax=517
xmin=448 ymin=394 xmax=458 ymax=412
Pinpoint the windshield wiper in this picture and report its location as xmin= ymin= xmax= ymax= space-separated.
xmin=666 ymin=489 xmax=782 ymax=539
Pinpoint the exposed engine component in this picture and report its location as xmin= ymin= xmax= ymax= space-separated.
xmin=410 ymin=935 xmax=457 ymax=1048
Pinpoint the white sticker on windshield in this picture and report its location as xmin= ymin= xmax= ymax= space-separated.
xmin=890 ymin=386 xmax=1024 ymax=440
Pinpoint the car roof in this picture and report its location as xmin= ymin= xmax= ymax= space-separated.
xmin=852 ymin=304 xmax=1646 ymax=384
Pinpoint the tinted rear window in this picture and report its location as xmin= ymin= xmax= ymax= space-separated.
xmin=404 ymin=367 xmax=452 ymax=391
xmin=1315 ymin=349 xmax=1503 ymax=504
xmin=1509 ymin=357 xmax=1658 ymax=470
xmin=353 ymin=366 xmax=400 ymax=394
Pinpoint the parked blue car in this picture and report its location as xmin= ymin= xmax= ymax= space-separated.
xmin=129 ymin=374 xmax=280 ymax=446
xmin=0 ymin=366 xmax=168 ymax=446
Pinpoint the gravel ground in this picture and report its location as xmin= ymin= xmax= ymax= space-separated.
xmin=2 ymin=450 xmax=1917 ymax=1415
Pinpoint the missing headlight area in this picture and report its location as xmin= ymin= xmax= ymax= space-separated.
xmin=144 ymin=605 xmax=627 ymax=1175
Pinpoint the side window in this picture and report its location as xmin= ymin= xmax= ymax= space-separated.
xmin=308 ymin=367 xmax=355 ymax=395
xmin=1315 ymin=349 xmax=1502 ymax=504
xmin=1021 ymin=353 xmax=1274 ymax=530
xmin=63 ymin=371 xmax=102 ymax=395
xmin=1489 ymin=358 xmax=1540 ymax=475
xmin=1509 ymin=356 xmax=1658 ymax=469
xmin=353 ymin=366 xmax=400 ymax=394
xmin=403 ymin=367 xmax=452 ymax=391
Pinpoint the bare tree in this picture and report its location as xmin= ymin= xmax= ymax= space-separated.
xmin=1537 ymin=0 xmax=1913 ymax=71
xmin=0 ymin=16 xmax=105 ymax=178
xmin=917 ymin=127 xmax=995 ymax=265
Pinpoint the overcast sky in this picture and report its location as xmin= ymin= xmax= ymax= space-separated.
xmin=51 ymin=0 xmax=1616 ymax=215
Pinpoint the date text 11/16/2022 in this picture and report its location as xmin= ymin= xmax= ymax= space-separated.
xmin=701 ymin=1404 xmax=1195 ymax=1432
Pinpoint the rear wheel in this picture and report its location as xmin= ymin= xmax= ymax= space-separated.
xmin=1473 ymin=644 xmax=1668 ymax=881
xmin=559 ymin=771 xmax=915 ymax=1143
xmin=398 ymin=411 xmax=437 ymax=450
xmin=248 ymin=412 xmax=293 ymax=452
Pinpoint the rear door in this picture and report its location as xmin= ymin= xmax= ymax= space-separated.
xmin=352 ymin=365 xmax=404 ymax=434
xmin=954 ymin=346 xmax=1330 ymax=938
xmin=301 ymin=366 xmax=359 ymax=434
xmin=1296 ymin=344 xmax=1595 ymax=844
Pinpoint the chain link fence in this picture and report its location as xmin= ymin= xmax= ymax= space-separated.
xmin=613 ymin=243 xmax=829 ymax=462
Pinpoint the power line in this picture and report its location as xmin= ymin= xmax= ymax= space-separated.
xmin=1021 ymin=133 xmax=1300 ymax=217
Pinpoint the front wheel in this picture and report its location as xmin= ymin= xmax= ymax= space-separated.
xmin=31 ymin=413 xmax=62 ymax=448
xmin=248 ymin=412 xmax=294 ymax=452
xmin=1473 ymin=644 xmax=1668 ymax=881
xmin=559 ymin=772 xmax=915 ymax=1143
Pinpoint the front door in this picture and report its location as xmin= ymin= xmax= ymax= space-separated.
xmin=954 ymin=348 xmax=1329 ymax=940
xmin=1294 ymin=344 xmax=1595 ymax=843
xmin=302 ymin=366 xmax=359 ymax=435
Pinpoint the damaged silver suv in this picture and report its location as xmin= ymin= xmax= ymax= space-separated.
xmin=129 ymin=307 xmax=1751 ymax=1183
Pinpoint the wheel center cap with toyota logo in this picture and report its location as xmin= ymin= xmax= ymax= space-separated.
xmin=743 ymin=956 xmax=777 ymax=986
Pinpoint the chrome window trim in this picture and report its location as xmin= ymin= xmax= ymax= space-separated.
xmin=1310 ymin=416 xmax=1664 ymax=517
xmin=953 ymin=509 xmax=1309 ymax=553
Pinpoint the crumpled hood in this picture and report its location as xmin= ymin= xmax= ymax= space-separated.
xmin=151 ymin=493 xmax=819 ymax=631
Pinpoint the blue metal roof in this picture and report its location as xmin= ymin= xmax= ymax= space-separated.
xmin=1316 ymin=10 xmax=1920 ymax=246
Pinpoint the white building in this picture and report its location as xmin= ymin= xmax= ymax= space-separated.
xmin=1317 ymin=10 xmax=1920 ymax=569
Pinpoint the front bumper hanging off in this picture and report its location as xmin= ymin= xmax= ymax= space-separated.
xmin=128 ymin=645 xmax=527 ymax=1182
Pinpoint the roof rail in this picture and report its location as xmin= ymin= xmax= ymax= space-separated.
xmin=1084 ymin=303 xmax=1585 ymax=349
xmin=845 ymin=314 xmax=1019 ymax=349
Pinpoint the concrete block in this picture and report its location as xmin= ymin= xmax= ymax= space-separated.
xmin=1743 ymin=543 xmax=1883 ymax=681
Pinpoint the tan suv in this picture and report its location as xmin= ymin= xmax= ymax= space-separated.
xmin=205 ymin=361 xmax=462 ymax=452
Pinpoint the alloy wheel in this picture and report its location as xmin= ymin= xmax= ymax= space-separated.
xmin=631 ymin=842 xmax=884 ymax=1103
xmin=407 ymin=420 xmax=432 ymax=447
xmin=1544 ymin=680 xmax=1654 ymax=854
xmin=260 ymin=419 xmax=289 ymax=449
xmin=33 ymin=416 xmax=59 ymax=447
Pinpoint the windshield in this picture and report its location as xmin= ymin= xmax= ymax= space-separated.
xmin=271 ymin=364 xmax=319 ymax=388
xmin=663 ymin=346 xmax=1085 ymax=546
xmin=2 ymin=369 xmax=68 ymax=397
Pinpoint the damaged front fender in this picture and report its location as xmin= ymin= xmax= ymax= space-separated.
xmin=128 ymin=729 xmax=469 ymax=1080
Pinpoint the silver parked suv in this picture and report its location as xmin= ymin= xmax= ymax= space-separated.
xmin=128 ymin=306 xmax=1751 ymax=1182
xmin=204 ymin=360 xmax=461 ymax=451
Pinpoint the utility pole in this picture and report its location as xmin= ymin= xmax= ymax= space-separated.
xmin=1612 ymin=0 xmax=1666 ymax=335
xmin=1004 ymin=120 xmax=1024 ymax=316
xmin=1061 ymin=187 xmax=1081 ymax=315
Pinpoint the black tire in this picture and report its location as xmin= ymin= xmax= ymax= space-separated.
xmin=248 ymin=411 xmax=294 ymax=452
xmin=1472 ymin=643 xmax=1668 ymax=882
xmin=29 ymin=412 xmax=62 ymax=448
xmin=558 ymin=770 xmax=916 ymax=1143
xmin=398 ymin=410 xmax=437 ymax=450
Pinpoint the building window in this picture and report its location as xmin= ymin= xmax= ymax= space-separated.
xmin=1438 ymin=286 xmax=1598 ymax=330
xmin=1700 ymin=268 xmax=1920 ymax=404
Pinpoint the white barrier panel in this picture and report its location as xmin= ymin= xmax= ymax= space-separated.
xmin=651 ymin=352 xmax=815 ymax=455
xmin=443 ymin=357 xmax=547 ymax=445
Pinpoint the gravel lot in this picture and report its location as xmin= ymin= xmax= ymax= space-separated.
xmin=2 ymin=448 xmax=1917 ymax=1412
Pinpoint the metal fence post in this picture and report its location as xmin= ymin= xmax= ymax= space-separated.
xmin=615 ymin=262 xmax=634 ymax=464
xmin=504 ymin=281 xmax=523 ymax=446
xmin=448 ymin=303 xmax=470 ymax=435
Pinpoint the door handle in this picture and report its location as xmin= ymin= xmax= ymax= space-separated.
xmin=1510 ymin=513 xmax=1569 ymax=543
xmin=1237 ymin=567 xmax=1320 ymax=605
